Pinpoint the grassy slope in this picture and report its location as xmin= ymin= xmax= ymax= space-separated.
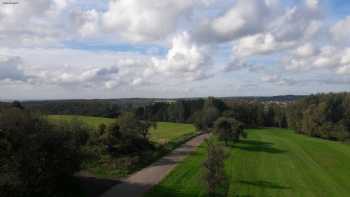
xmin=146 ymin=128 xmax=350 ymax=197
xmin=48 ymin=115 xmax=195 ymax=144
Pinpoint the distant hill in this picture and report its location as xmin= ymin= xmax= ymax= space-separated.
xmin=219 ymin=95 xmax=305 ymax=102
xmin=22 ymin=95 xmax=304 ymax=106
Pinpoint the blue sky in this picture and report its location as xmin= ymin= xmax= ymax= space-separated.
xmin=0 ymin=0 xmax=350 ymax=99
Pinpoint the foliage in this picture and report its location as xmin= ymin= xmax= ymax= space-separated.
xmin=203 ymin=138 xmax=227 ymax=196
xmin=213 ymin=117 xmax=246 ymax=145
xmin=0 ymin=108 xmax=84 ymax=197
xmin=194 ymin=107 xmax=221 ymax=131
xmin=287 ymin=93 xmax=350 ymax=141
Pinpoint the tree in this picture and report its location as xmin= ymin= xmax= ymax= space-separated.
xmin=203 ymin=138 xmax=227 ymax=197
xmin=139 ymin=120 xmax=157 ymax=139
xmin=194 ymin=107 xmax=220 ymax=131
xmin=286 ymin=93 xmax=350 ymax=141
xmin=98 ymin=112 xmax=155 ymax=155
xmin=0 ymin=108 xmax=83 ymax=197
xmin=213 ymin=117 xmax=246 ymax=145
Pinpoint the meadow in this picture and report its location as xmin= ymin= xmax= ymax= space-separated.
xmin=48 ymin=115 xmax=196 ymax=144
xmin=146 ymin=128 xmax=350 ymax=197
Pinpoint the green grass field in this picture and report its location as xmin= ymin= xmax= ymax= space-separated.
xmin=49 ymin=115 xmax=115 ymax=128
xmin=146 ymin=128 xmax=350 ymax=197
xmin=48 ymin=115 xmax=196 ymax=144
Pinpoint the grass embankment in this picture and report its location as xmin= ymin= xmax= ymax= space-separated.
xmin=146 ymin=128 xmax=350 ymax=197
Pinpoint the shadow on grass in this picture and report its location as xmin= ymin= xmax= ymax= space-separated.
xmin=232 ymin=140 xmax=287 ymax=154
xmin=238 ymin=180 xmax=291 ymax=190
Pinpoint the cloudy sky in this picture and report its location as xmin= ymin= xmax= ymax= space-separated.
xmin=0 ymin=0 xmax=350 ymax=100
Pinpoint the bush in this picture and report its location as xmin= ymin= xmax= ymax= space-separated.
xmin=0 ymin=108 xmax=84 ymax=197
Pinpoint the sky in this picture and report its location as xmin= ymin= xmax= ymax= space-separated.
xmin=0 ymin=0 xmax=350 ymax=100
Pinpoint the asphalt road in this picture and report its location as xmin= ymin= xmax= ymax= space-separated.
xmin=100 ymin=133 xmax=209 ymax=197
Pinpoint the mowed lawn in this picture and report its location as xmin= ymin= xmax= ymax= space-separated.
xmin=146 ymin=128 xmax=350 ymax=197
xmin=48 ymin=115 xmax=196 ymax=144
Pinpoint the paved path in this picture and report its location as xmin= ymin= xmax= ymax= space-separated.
xmin=100 ymin=133 xmax=209 ymax=197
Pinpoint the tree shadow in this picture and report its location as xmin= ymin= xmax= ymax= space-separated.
xmin=76 ymin=175 xmax=121 ymax=197
xmin=232 ymin=140 xmax=287 ymax=154
xmin=237 ymin=180 xmax=291 ymax=190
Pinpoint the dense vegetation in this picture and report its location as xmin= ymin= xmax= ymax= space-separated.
xmin=146 ymin=128 xmax=350 ymax=197
xmin=0 ymin=108 xmax=85 ymax=197
xmin=48 ymin=114 xmax=196 ymax=178
xmin=0 ymin=104 xmax=197 ymax=196
xmin=287 ymin=93 xmax=350 ymax=141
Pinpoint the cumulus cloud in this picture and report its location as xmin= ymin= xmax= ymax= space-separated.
xmin=195 ymin=0 xmax=280 ymax=43
xmin=284 ymin=45 xmax=350 ymax=77
xmin=150 ymin=32 xmax=212 ymax=81
xmin=331 ymin=16 xmax=350 ymax=44
xmin=101 ymin=0 xmax=201 ymax=42
xmin=0 ymin=0 xmax=66 ymax=47
xmin=1 ymin=0 xmax=350 ymax=98
xmin=233 ymin=33 xmax=294 ymax=57
xmin=294 ymin=43 xmax=317 ymax=57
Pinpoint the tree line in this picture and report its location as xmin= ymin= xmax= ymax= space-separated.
xmin=287 ymin=93 xmax=350 ymax=141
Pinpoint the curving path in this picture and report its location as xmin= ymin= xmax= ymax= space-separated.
xmin=100 ymin=133 xmax=209 ymax=197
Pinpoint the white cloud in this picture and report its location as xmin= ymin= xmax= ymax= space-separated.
xmin=285 ymin=45 xmax=350 ymax=77
xmin=71 ymin=9 xmax=100 ymax=38
xmin=0 ymin=0 xmax=350 ymax=98
xmin=294 ymin=43 xmax=317 ymax=57
xmin=305 ymin=0 xmax=319 ymax=9
xmin=150 ymin=32 xmax=212 ymax=81
xmin=233 ymin=33 xmax=294 ymax=57
xmin=270 ymin=5 xmax=322 ymax=42
xmin=0 ymin=0 xmax=65 ymax=47
xmin=196 ymin=0 xmax=280 ymax=43
xmin=101 ymin=0 xmax=201 ymax=42
xmin=336 ymin=65 xmax=350 ymax=75
xmin=331 ymin=16 xmax=350 ymax=44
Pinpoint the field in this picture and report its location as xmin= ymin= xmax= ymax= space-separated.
xmin=49 ymin=115 xmax=115 ymax=128
xmin=48 ymin=115 xmax=196 ymax=144
xmin=146 ymin=128 xmax=350 ymax=197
